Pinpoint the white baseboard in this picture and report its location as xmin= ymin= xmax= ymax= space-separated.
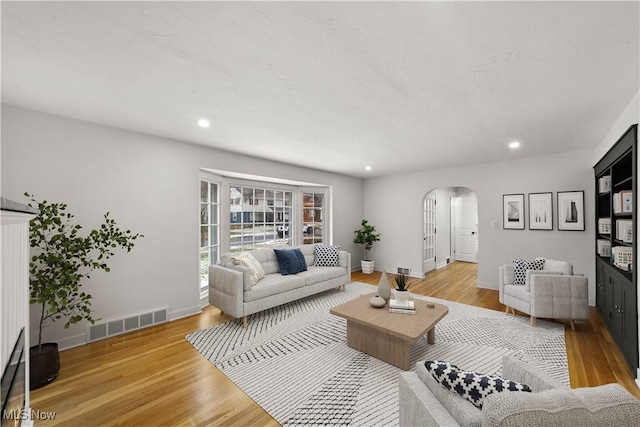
xmin=476 ymin=280 xmax=497 ymax=290
xmin=56 ymin=333 xmax=88 ymax=352
xmin=169 ymin=305 xmax=201 ymax=321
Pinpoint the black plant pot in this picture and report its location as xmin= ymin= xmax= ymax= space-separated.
xmin=30 ymin=343 xmax=60 ymax=390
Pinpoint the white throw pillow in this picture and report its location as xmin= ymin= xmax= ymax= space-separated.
xmin=230 ymin=252 xmax=265 ymax=286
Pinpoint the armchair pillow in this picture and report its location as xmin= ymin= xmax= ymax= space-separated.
xmin=512 ymin=258 xmax=545 ymax=286
xmin=425 ymin=360 xmax=532 ymax=409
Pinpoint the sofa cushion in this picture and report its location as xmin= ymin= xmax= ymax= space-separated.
xmin=243 ymin=273 xmax=306 ymax=302
xmin=274 ymin=248 xmax=308 ymax=275
xmin=512 ymin=259 xmax=545 ymax=285
xmin=248 ymin=248 xmax=281 ymax=275
xmin=503 ymin=284 xmax=531 ymax=303
xmin=482 ymin=383 xmax=640 ymax=427
xmin=539 ymin=258 xmax=574 ymax=276
xmin=314 ymin=244 xmax=340 ymax=267
xmin=296 ymin=244 xmax=316 ymax=268
xmin=425 ymin=360 xmax=531 ymax=409
xmin=299 ymin=266 xmax=347 ymax=286
xmin=230 ymin=252 xmax=265 ymax=286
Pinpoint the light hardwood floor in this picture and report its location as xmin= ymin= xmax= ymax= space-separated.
xmin=30 ymin=262 xmax=640 ymax=426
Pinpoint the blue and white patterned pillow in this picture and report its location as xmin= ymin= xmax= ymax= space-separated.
xmin=512 ymin=258 xmax=545 ymax=286
xmin=314 ymin=245 xmax=340 ymax=267
xmin=425 ymin=360 xmax=532 ymax=409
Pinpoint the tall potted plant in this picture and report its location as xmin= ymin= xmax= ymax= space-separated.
xmin=353 ymin=219 xmax=381 ymax=274
xmin=26 ymin=193 xmax=142 ymax=389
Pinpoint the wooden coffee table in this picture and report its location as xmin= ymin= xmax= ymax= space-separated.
xmin=330 ymin=293 xmax=448 ymax=370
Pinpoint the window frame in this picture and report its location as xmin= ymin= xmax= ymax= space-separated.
xmin=200 ymin=175 xmax=221 ymax=296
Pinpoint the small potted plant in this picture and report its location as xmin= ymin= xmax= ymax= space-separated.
xmin=353 ymin=219 xmax=381 ymax=274
xmin=393 ymin=273 xmax=411 ymax=304
xmin=26 ymin=193 xmax=142 ymax=389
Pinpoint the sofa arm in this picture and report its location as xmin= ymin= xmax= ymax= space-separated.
xmin=502 ymin=355 xmax=569 ymax=393
xmin=398 ymin=372 xmax=460 ymax=427
xmin=499 ymin=265 xmax=514 ymax=304
xmin=482 ymin=383 xmax=640 ymax=427
xmin=209 ymin=264 xmax=244 ymax=318
xmin=338 ymin=250 xmax=351 ymax=283
xmin=529 ymin=274 xmax=589 ymax=320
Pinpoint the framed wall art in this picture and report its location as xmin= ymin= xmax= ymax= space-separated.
xmin=503 ymin=194 xmax=525 ymax=230
xmin=528 ymin=192 xmax=553 ymax=230
xmin=557 ymin=191 xmax=584 ymax=231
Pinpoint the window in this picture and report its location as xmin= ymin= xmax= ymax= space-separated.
xmin=230 ymin=185 xmax=293 ymax=253
xmin=198 ymin=171 xmax=331 ymax=298
xmin=200 ymin=180 xmax=220 ymax=293
xmin=303 ymin=192 xmax=325 ymax=244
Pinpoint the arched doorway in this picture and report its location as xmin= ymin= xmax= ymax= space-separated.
xmin=422 ymin=187 xmax=478 ymax=275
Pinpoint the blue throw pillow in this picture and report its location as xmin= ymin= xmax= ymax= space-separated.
xmin=274 ymin=249 xmax=308 ymax=275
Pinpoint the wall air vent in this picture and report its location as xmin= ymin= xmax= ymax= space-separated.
xmin=397 ymin=267 xmax=411 ymax=275
xmin=87 ymin=307 xmax=168 ymax=343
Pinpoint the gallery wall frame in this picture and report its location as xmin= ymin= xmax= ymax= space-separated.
xmin=557 ymin=190 xmax=585 ymax=231
xmin=528 ymin=192 xmax=553 ymax=230
xmin=503 ymin=193 xmax=525 ymax=230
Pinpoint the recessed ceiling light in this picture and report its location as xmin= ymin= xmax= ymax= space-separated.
xmin=365 ymin=166 xmax=372 ymax=171
xmin=509 ymin=141 xmax=520 ymax=149
xmin=198 ymin=119 xmax=210 ymax=128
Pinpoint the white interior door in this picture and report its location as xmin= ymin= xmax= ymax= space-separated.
xmin=453 ymin=196 xmax=478 ymax=263
xmin=423 ymin=192 xmax=436 ymax=274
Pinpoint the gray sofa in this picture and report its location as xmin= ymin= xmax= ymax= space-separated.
xmin=399 ymin=355 xmax=640 ymax=426
xmin=209 ymin=244 xmax=351 ymax=327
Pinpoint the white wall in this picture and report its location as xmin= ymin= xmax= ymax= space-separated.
xmin=364 ymin=150 xmax=595 ymax=302
xmin=1 ymin=105 xmax=364 ymax=349
xmin=594 ymin=91 xmax=639 ymax=164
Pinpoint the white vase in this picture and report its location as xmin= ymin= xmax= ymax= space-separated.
xmin=369 ymin=295 xmax=386 ymax=308
xmin=394 ymin=289 xmax=410 ymax=305
xmin=377 ymin=273 xmax=392 ymax=302
xmin=361 ymin=260 xmax=375 ymax=274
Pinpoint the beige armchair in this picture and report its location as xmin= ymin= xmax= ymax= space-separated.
xmin=499 ymin=258 xmax=589 ymax=329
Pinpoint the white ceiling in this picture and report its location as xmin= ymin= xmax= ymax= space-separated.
xmin=2 ymin=1 xmax=638 ymax=178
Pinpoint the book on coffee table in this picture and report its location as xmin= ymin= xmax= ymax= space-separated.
xmin=389 ymin=307 xmax=416 ymax=315
xmin=389 ymin=300 xmax=415 ymax=310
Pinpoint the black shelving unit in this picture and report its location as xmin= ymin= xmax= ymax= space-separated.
xmin=594 ymin=124 xmax=638 ymax=374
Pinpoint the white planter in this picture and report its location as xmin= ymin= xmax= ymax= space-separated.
xmin=361 ymin=260 xmax=375 ymax=274
xmin=394 ymin=289 xmax=410 ymax=305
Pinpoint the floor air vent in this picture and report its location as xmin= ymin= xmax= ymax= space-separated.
xmin=88 ymin=308 xmax=168 ymax=342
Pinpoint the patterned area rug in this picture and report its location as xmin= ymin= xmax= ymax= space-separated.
xmin=186 ymin=282 xmax=568 ymax=426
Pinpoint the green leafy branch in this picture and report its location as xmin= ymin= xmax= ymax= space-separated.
xmin=26 ymin=193 xmax=143 ymax=351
